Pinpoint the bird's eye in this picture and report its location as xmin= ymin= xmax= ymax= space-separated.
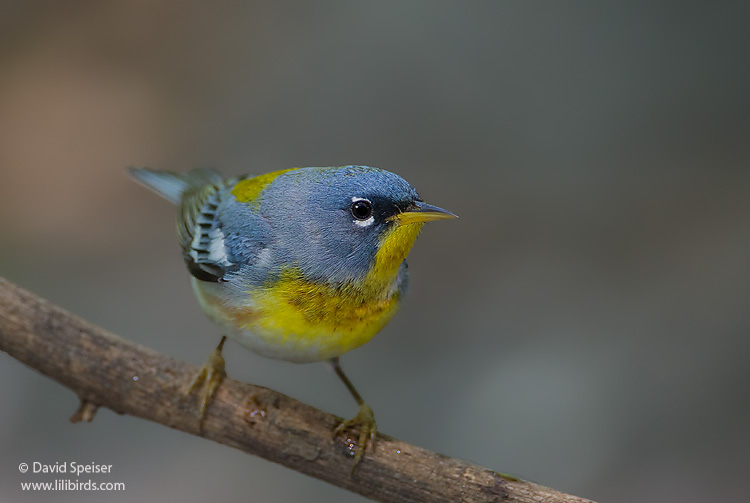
xmin=350 ymin=199 xmax=374 ymax=220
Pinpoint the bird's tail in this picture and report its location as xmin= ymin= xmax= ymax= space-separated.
xmin=127 ymin=167 xmax=223 ymax=204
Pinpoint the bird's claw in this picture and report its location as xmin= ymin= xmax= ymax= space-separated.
xmin=334 ymin=403 xmax=377 ymax=471
xmin=184 ymin=342 xmax=227 ymax=426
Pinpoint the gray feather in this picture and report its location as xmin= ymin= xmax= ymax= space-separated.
xmin=129 ymin=167 xmax=234 ymax=281
xmin=128 ymin=167 xmax=185 ymax=204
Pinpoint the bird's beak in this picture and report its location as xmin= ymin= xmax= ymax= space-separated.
xmin=392 ymin=201 xmax=458 ymax=224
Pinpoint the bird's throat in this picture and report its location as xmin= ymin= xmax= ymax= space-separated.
xmin=364 ymin=221 xmax=425 ymax=294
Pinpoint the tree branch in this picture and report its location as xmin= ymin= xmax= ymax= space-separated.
xmin=0 ymin=277 xmax=595 ymax=503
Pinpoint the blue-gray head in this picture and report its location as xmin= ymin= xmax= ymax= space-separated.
xmin=258 ymin=165 xmax=455 ymax=286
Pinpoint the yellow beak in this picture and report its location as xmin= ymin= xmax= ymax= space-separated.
xmin=391 ymin=201 xmax=458 ymax=224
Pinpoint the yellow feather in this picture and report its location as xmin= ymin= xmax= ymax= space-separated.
xmin=231 ymin=168 xmax=297 ymax=204
xmin=245 ymin=221 xmax=425 ymax=358
xmin=366 ymin=220 xmax=425 ymax=292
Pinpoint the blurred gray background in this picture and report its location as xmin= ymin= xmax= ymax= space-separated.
xmin=1 ymin=2 xmax=749 ymax=502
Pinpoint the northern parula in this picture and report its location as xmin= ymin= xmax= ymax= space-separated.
xmin=128 ymin=165 xmax=456 ymax=466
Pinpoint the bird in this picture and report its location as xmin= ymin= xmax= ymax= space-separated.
xmin=128 ymin=164 xmax=456 ymax=468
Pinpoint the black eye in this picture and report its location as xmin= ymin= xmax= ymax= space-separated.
xmin=350 ymin=199 xmax=374 ymax=220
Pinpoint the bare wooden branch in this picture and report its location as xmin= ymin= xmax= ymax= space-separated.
xmin=0 ymin=277 xmax=595 ymax=503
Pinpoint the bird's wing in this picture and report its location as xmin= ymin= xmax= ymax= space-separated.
xmin=180 ymin=172 xmax=275 ymax=284
xmin=178 ymin=179 xmax=235 ymax=282
xmin=129 ymin=167 xmax=272 ymax=283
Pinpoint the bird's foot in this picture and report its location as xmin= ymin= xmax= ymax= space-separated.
xmin=184 ymin=336 xmax=227 ymax=427
xmin=334 ymin=402 xmax=377 ymax=471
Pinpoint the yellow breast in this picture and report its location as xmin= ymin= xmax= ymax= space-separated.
xmin=246 ymin=268 xmax=401 ymax=360
xmin=250 ymin=221 xmax=424 ymax=358
xmin=192 ymin=219 xmax=424 ymax=362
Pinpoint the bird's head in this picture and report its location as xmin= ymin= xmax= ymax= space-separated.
xmin=258 ymin=165 xmax=456 ymax=289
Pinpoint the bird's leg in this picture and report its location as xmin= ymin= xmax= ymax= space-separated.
xmin=185 ymin=336 xmax=227 ymax=426
xmin=330 ymin=357 xmax=377 ymax=470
